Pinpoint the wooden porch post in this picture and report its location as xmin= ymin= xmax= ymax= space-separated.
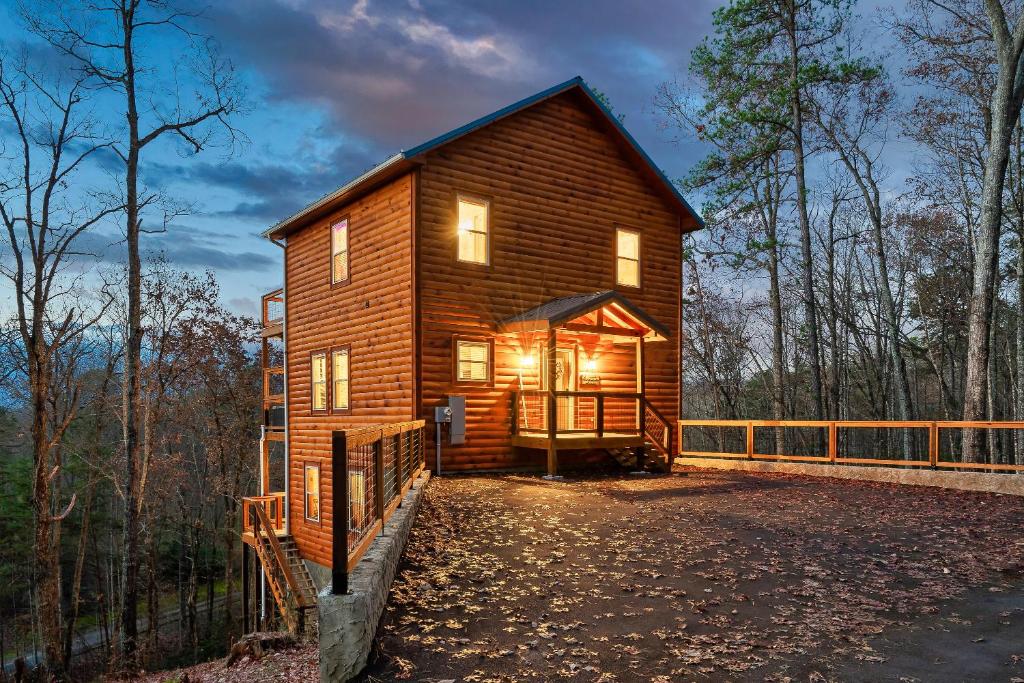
xmin=546 ymin=328 xmax=558 ymax=476
xmin=636 ymin=336 xmax=646 ymax=469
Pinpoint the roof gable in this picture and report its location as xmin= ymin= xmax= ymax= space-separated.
xmin=265 ymin=76 xmax=703 ymax=240
xmin=499 ymin=290 xmax=671 ymax=341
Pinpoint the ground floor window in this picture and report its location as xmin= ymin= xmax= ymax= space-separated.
xmin=304 ymin=463 xmax=320 ymax=522
xmin=454 ymin=336 xmax=492 ymax=384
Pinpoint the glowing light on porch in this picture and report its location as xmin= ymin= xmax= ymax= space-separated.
xmin=583 ymin=358 xmax=597 ymax=373
xmin=519 ymin=353 xmax=535 ymax=369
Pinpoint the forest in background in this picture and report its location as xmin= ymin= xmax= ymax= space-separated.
xmin=4 ymin=0 xmax=1024 ymax=681
xmin=666 ymin=0 xmax=1024 ymax=464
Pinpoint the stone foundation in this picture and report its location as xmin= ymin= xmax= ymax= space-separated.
xmin=318 ymin=471 xmax=430 ymax=681
xmin=675 ymin=457 xmax=1024 ymax=496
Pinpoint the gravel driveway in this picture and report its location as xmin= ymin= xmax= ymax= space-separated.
xmin=361 ymin=469 xmax=1024 ymax=682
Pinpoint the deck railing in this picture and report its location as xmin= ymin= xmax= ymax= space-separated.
xmin=242 ymin=492 xmax=287 ymax=534
xmin=678 ymin=419 xmax=1024 ymax=472
xmin=331 ymin=420 xmax=426 ymax=594
xmin=512 ymin=390 xmax=642 ymax=436
xmin=262 ymin=288 xmax=284 ymax=329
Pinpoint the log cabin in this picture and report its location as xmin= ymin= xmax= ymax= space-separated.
xmin=241 ymin=77 xmax=702 ymax=623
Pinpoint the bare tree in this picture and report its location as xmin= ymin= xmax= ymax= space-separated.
xmin=0 ymin=54 xmax=119 ymax=679
xmin=21 ymin=1 xmax=243 ymax=667
xmin=898 ymin=0 xmax=1024 ymax=461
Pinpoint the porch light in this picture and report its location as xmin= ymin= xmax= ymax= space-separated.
xmin=583 ymin=358 xmax=597 ymax=373
xmin=519 ymin=353 xmax=535 ymax=369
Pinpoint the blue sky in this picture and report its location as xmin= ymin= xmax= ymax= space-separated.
xmin=1 ymin=0 xmax=912 ymax=318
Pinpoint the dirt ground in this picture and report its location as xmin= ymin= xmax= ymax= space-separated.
xmin=359 ymin=468 xmax=1024 ymax=682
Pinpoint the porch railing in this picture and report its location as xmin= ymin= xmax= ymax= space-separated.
xmin=512 ymin=390 xmax=643 ymax=436
xmin=331 ymin=420 xmax=426 ymax=594
xmin=678 ymin=419 xmax=1024 ymax=472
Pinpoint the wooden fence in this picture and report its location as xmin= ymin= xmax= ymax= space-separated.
xmin=331 ymin=420 xmax=426 ymax=594
xmin=678 ymin=419 xmax=1024 ymax=473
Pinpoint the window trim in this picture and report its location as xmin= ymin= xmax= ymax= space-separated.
xmin=330 ymin=345 xmax=352 ymax=414
xmin=454 ymin=192 xmax=492 ymax=267
xmin=614 ymin=226 xmax=642 ymax=290
xmin=452 ymin=335 xmax=494 ymax=387
xmin=310 ymin=349 xmax=329 ymax=414
xmin=330 ymin=215 xmax=351 ymax=287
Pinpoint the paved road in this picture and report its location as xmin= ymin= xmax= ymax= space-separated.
xmin=3 ymin=594 xmax=229 ymax=674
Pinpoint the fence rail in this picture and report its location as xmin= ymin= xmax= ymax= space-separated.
xmin=678 ymin=419 xmax=1024 ymax=472
xmin=331 ymin=420 xmax=426 ymax=594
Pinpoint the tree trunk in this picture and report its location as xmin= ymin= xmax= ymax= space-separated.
xmin=785 ymin=1 xmax=826 ymax=429
xmin=963 ymin=9 xmax=1024 ymax=462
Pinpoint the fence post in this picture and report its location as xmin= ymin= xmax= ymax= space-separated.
xmin=597 ymin=395 xmax=605 ymax=437
xmin=828 ymin=422 xmax=837 ymax=463
xmin=746 ymin=421 xmax=754 ymax=459
xmin=929 ymin=422 xmax=938 ymax=469
xmin=396 ymin=430 xmax=404 ymax=504
xmin=331 ymin=430 xmax=349 ymax=595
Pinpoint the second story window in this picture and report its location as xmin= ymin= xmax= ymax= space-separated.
xmin=332 ymin=347 xmax=350 ymax=411
xmin=311 ymin=352 xmax=328 ymax=412
xmin=331 ymin=218 xmax=349 ymax=284
xmin=456 ymin=195 xmax=489 ymax=265
xmin=616 ymin=228 xmax=641 ymax=288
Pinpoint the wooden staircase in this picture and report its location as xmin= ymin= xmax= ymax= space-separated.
xmin=249 ymin=501 xmax=317 ymax=634
xmin=607 ymin=399 xmax=674 ymax=472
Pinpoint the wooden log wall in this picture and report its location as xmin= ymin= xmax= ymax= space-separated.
xmin=283 ymin=174 xmax=415 ymax=568
xmin=416 ymin=89 xmax=682 ymax=471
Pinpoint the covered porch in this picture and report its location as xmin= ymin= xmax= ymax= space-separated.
xmin=498 ymin=291 xmax=673 ymax=475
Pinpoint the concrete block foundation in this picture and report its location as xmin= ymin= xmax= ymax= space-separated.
xmin=318 ymin=470 xmax=430 ymax=682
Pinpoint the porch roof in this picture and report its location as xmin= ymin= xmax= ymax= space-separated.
xmin=498 ymin=290 xmax=670 ymax=341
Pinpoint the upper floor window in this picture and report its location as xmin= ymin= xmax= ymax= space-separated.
xmin=331 ymin=218 xmax=349 ymax=284
xmin=332 ymin=347 xmax=350 ymax=411
xmin=455 ymin=338 xmax=491 ymax=384
xmin=311 ymin=352 xmax=328 ymax=412
xmin=616 ymin=228 xmax=641 ymax=288
xmin=456 ymin=195 xmax=489 ymax=265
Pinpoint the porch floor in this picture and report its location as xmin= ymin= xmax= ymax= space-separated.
xmin=510 ymin=431 xmax=644 ymax=451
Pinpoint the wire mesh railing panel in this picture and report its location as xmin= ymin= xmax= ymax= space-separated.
xmin=346 ymin=441 xmax=377 ymax=547
xmin=517 ymin=392 xmax=548 ymax=432
xmin=603 ymin=396 xmax=640 ymax=434
xmin=383 ymin=433 xmax=399 ymax=502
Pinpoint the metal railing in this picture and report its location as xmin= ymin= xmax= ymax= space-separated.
xmin=331 ymin=420 xmax=426 ymax=594
xmin=678 ymin=419 xmax=1024 ymax=472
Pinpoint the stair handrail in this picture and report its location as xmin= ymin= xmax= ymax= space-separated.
xmin=250 ymin=499 xmax=311 ymax=609
xmin=643 ymin=398 xmax=673 ymax=456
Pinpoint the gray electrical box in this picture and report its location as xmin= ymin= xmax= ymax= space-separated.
xmin=448 ymin=395 xmax=466 ymax=445
xmin=434 ymin=405 xmax=452 ymax=423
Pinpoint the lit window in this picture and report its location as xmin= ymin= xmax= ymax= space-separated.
xmin=311 ymin=352 xmax=327 ymax=411
xmin=456 ymin=339 xmax=490 ymax=382
xmin=457 ymin=196 xmax=488 ymax=265
xmin=332 ymin=348 xmax=350 ymax=411
xmin=331 ymin=219 xmax=349 ymax=283
xmin=304 ymin=464 xmax=320 ymax=522
xmin=616 ymin=228 xmax=640 ymax=288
